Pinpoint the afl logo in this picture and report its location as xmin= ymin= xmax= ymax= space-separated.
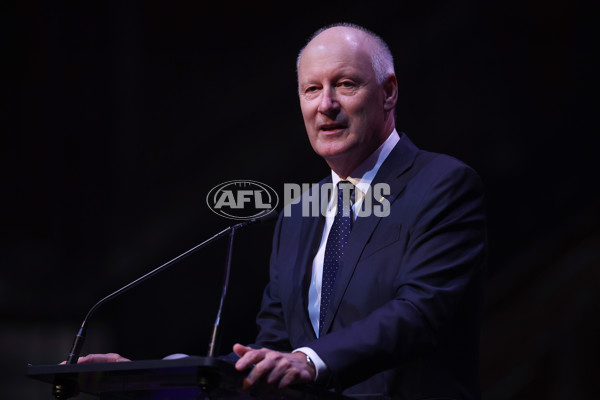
xmin=206 ymin=180 xmax=279 ymax=220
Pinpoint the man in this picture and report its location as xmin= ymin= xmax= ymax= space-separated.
xmin=78 ymin=23 xmax=486 ymax=400
xmin=232 ymin=23 xmax=487 ymax=399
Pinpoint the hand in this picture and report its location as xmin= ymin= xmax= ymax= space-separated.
xmin=233 ymin=344 xmax=315 ymax=391
xmin=59 ymin=353 xmax=130 ymax=364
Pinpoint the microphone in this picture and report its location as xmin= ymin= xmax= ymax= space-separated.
xmin=207 ymin=209 xmax=278 ymax=357
xmin=65 ymin=209 xmax=278 ymax=364
xmin=233 ymin=207 xmax=279 ymax=228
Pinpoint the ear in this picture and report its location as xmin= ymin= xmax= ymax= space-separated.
xmin=382 ymin=74 xmax=398 ymax=112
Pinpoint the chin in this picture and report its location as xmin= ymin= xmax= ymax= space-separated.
xmin=315 ymin=144 xmax=355 ymax=162
xmin=309 ymin=132 xmax=357 ymax=157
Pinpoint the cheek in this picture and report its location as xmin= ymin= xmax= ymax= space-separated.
xmin=352 ymin=99 xmax=380 ymax=124
xmin=299 ymin=99 xmax=315 ymax=116
xmin=343 ymin=98 xmax=367 ymax=118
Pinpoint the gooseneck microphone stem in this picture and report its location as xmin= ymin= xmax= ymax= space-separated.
xmin=66 ymin=225 xmax=233 ymax=364
xmin=207 ymin=226 xmax=236 ymax=358
xmin=65 ymin=210 xmax=277 ymax=365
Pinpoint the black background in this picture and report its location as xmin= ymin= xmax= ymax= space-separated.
xmin=2 ymin=1 xmax=598 ymax=398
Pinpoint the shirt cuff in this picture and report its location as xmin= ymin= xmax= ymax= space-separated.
xmin=293 ymin=347 xmax=328 ymax=383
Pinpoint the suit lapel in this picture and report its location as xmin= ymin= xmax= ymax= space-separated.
xmin=290 ymin=182 xmax=328 ymax=341
xmin=319 ymin=134 xmax=420 ymax=334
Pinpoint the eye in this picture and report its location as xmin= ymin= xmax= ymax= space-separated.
xmin=302 ymin=85 xmax=321 ymax=97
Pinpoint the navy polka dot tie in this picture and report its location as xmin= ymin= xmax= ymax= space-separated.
xmin=319 ymin=181 xmax=354 ymax=336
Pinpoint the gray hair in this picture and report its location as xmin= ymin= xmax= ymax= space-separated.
xmin=296 ymin=23 xmax=395 ymax=84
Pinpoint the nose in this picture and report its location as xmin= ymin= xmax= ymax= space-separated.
xmin=317 ymin=88 xmax=340 ymax=118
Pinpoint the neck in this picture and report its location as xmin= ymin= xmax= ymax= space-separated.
xmin=327 ymin=125 xmax=395 ymax=179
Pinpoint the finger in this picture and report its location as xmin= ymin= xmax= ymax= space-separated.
xmin=275 ymin=353 xmax=313 ymax=389
xmin=278 ymin=368 xmax=302 ymax=389
xmin=78 ymin=353 xmax=130 ymax=364
xmin=244 ymin=354 xmax=277 ymax=387
xmin=266 ymin=355 xmax=291 ymax=386
xmin=233 ymin=343 xmax=251 ymax=357
xmin=235 ymin=348 xmax=267 ymax=371
xmin=113 ymin=353 xmax=130 ymax=362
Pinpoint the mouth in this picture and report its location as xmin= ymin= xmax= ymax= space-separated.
xmin=319 ymin=123 xmax=347 ymax=134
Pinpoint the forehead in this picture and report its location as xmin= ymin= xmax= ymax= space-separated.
xmin=298 ymin=28 xmax=375 ymax=81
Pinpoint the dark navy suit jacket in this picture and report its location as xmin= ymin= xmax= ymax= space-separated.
xmin=253 ymin=134 xmax=487 ymax=400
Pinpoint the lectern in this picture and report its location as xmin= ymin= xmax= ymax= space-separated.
xmin=27 ymin=215 xmax=329 ymax=399
xmin=27 ymin=356 xmax=345 ymax=400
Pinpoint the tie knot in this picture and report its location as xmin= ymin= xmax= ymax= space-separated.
xmin=337 ymin=181 xmax=354 ymax=218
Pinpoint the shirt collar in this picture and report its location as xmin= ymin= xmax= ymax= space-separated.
xmin=331 ymin=129 xmax=400 ymax=198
